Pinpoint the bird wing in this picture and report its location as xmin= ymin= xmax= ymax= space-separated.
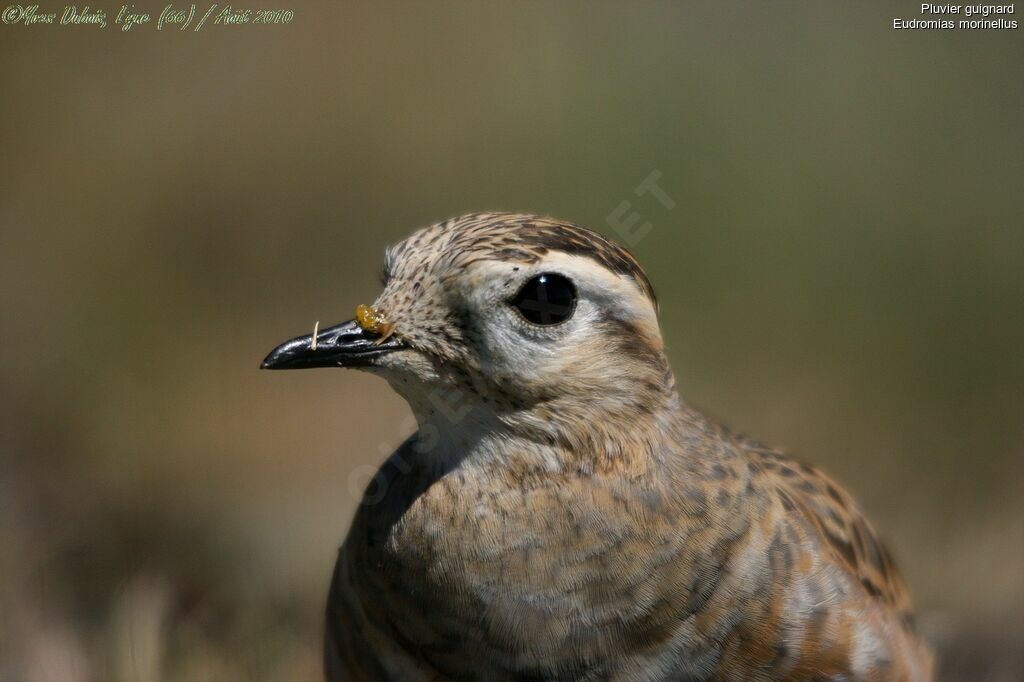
xmin=746 ymin=447 xmax=916 ymax=623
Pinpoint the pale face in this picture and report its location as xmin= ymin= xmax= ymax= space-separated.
xmin=371 ymin=249 xmax=665 ymax=412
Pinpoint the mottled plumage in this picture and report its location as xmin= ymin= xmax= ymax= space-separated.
xmin=263 ymin=213 xmax=933 ymax=681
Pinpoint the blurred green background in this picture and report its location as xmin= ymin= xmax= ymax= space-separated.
xmin=1 ymin=2 xmax=1021 ymax=680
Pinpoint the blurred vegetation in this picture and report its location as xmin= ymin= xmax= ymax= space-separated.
xmin=1 ymin=2 xmax=1021 ymax=680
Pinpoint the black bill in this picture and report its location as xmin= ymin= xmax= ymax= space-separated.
xmin=260 ymin=319 xmax=405 ymax=370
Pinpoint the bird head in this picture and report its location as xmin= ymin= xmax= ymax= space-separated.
xmin=262 ymin=213 xmax=676 ymax=444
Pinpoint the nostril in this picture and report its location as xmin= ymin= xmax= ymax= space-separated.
xmin=336 ymin=326 xmax=377 ymax=346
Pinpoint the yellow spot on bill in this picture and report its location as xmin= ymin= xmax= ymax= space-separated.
xmin=355 ymin=304 xmax=396 ymax=344
xmin=355 ymin=304 xmax=384 ymax=333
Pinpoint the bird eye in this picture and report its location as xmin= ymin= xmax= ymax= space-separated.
xmin=510 ymin=273 xmax=577 ymax=326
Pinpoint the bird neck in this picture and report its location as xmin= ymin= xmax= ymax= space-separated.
xmin=398 ymin=376 xmax=689 ymax=478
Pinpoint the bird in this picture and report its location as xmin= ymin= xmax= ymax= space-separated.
xmin=261 ymin=213 xmax=933 ymax=681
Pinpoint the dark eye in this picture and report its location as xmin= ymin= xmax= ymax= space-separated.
xmin=510 ymin=273 xmax=577 ymax=325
